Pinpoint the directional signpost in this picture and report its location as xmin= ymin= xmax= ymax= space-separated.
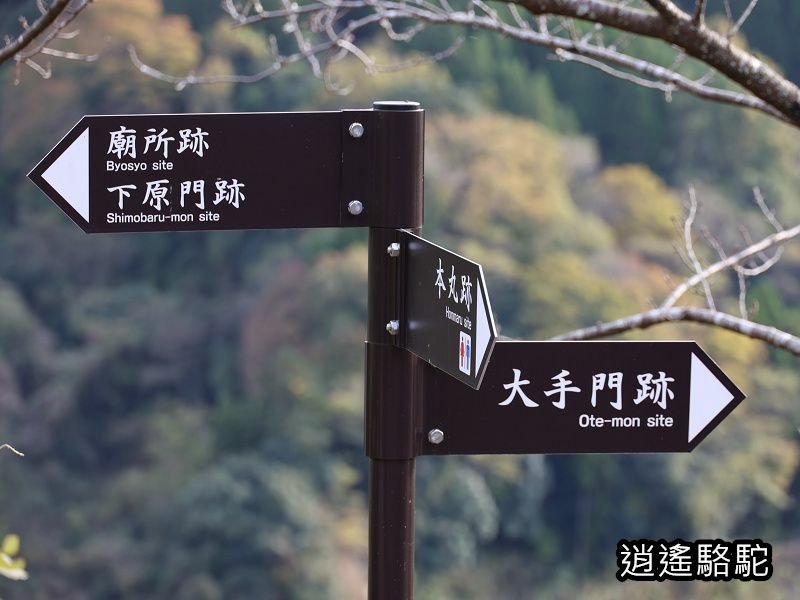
xmin=28 ymin=107 xmax=423 ymax=233
xmin=421 ymin=341 xmax=744 ymax=455
xmin=399 ymin=230 xmax=496 ymax=389
xmin=29 ymin=101 xmax=746 ymax=600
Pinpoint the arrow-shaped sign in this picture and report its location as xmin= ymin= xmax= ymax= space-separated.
xmin=399 ymin=231 xmax=496 ymax=389
xmin=421 ymin=341 xmax=744 ymax=454
xmin=29 ymin=108 xmax=423 ymax=233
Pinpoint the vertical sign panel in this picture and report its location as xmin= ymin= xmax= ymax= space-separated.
xmin=400 ymin=231 xmax=496 ymax=389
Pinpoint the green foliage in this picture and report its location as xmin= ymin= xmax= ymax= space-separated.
xmin=0 ymin=449 xmax=27 ymax=600
xmin=425 ymin=113 xmax=604 ymax=250
xmin=417 ymin=458 xmax=501 ymax=570
xmin=590 ymin=166 xmax=681 ymax=240
xmin=311 ymin=41 xmax=483 ymax=114
xmin=0 ymin=534 xmax=27 ymax=583
xmin=748 ymin=280 xmax=800 ymax=367
xmin=520 ymin=252 xmax=634 ymax=336
xmin=155 ymin=455 xmax=340 ymax=599
xmin=410 ymin=30 xmax=577 ymax=130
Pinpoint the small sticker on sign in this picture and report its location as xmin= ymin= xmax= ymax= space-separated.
xmin=459 ymin=331 xmax=471 ymax=375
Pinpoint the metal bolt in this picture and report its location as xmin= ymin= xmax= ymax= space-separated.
xmin=386 ymin=320 xmax=400 ymax=335
xmin=387 ymin=242 xmax=401 ymax=257
xmin=348 ymin=122 xmax=365 ymax=138
xmin=348 ymin=200 xmax=364 ymax=216
xmin=428 ymin=429 xmax=444 ymax=445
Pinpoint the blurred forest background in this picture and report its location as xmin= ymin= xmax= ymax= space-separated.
xmin=1 ymin=0 xmax=799 ymax=598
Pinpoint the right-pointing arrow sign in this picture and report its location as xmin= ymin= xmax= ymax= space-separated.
xmin=399 ymin=230 xmax=496 ymax=389
xmin=421 ymin=341 xmax=744 ymax=455
xmin=688 ymin=352 xmax=737 ymax=444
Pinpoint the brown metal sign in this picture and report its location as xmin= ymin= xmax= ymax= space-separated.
xmin=398 ymin=231 xmax=497 ymax=389
xmin=29 ymin=108 xmax=423 ymax=233
xmin=421 ymin=341 xmax=745 ymax=455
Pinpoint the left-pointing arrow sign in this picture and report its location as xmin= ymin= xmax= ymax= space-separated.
xmin=28 ymin=108 xmax=424 ymax=233
xmin=38 ymin=127 xmax=90 ymax=224
xmin=29 ymin=113 xmax=352 ymax=233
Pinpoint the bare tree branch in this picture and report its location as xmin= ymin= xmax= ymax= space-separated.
xmin=737 ymin=269 xmax=749 ymax=319
xmin=0 ymin=444 xmax=24 ymax=457
xmin=737 ymin=250 xmax=782 ymax=277
xmin=7 ymin=1 xmax=791 ymax=130
xmin=692 ymin=0 xmax=707 ymax=26
xmin=551 ymin=197 xmax=800 ymax=356
xmin=644 ymin=0 xmax=682 ymax=21
xmin=683 ymin=187 xmax=715 ymax=310
xmin=513 ymin=0 xmax=800 ymax=124
xmin=723 ymin=0 xmax=733 ymax=23
xmin=553 ymin=306 xmax=800 ymax=356
xmin=752 ymin=187 xmax=783 ymax=232
xmin=0 ymin=0 xmax=94 ymax=79
xmin=729 ymin=0 xmax=760 ymax=37
xmin=128 ymin=34 xmax=462 ymax=90
xmin=661 ymin=222 xmax=800 ymax=309
xmin=128 ymin=43 xmax=307 ymax=88
xmin=0 ymin=0 xmax=72 ymax=65
xmin=193 ymin=0 xmax=800 ymax=125
xmin=134 ymin=1 xmax=793 ymax=125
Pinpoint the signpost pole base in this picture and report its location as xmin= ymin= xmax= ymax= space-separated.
xmin=368 ymin=458 xmax=415 ymax=600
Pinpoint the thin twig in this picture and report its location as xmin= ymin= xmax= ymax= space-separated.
xmin=553 ymin=306 xmax=800 ymax=356
xmin=684 ymin=188 xmax=716 ymax=310
xmin=662 ymin=223 xmax=800 ymax=309
xmin=735 ymin=250 xmax=783 ymax=277
xmin=737 ymin=269 xmax=748 ymax=319
xmin=0 ymin=0 xmax=72 ymax=65
xmin=644 ymin=0 xmax=680 ymax=21
xmin=0 ymin=444 xmax=24 ymax=457
xmin=554 ymin=48 xmax=672 ymax=92
xmin=729 ymin=0 xmax=760 ymax=37
xmin=723 ymin=0 xmax=733 ymax=22
xmin=700 ymin=226 xmax=750 ymax=317
xmin=39 ymin=47 xmax=98 ymax=62
xmin=141 ymin=2 xmax=792 ymax=124
xmin=752 ymin=187 xmax=783 ymax=232
xmin=692 ymin=0 xmax=706 ymax=26
xmin=509 ymin=5 xmax=530 ymax=29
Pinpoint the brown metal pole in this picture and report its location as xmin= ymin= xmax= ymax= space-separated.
xmin=368 ymin=457 xmax=416 ymax=598
xmin=364 ymin=101 xmax=424 ymax=600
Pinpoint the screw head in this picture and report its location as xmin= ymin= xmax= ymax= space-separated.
xmin=428 ymin=429 xmax=444 ymax=445
xmin=387 ymin=242 xmax=401 ymax=257
xmin=386 ymin=320 xmax=400 ymax=335
xmin=348 ymin=122 xmax=365 ymax=138
xmin=348 ymin=200 xmax=364 ymax=216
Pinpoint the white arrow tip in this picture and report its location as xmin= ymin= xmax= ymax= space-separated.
xmin=475 ymin=280 xmax=491 ymax=374
xmin=41 ymin=128 xmax=89 ymax=223
xmin=688 ymin=353 xmax=735 ymax=443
